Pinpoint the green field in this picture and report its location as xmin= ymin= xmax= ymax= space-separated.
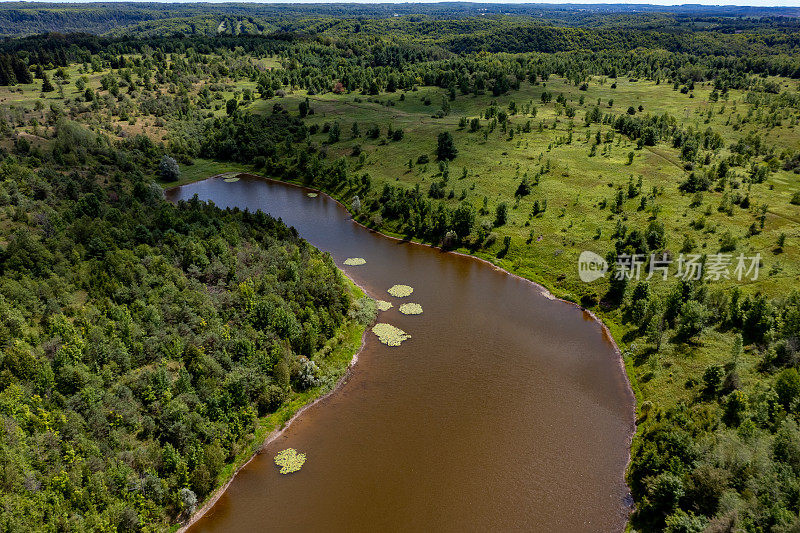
xmin=229 ymin=77 xmax=800 ymax=411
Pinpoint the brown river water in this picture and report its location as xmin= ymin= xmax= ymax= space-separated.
xmin=166 ymin=175 xmax=636 ymax=532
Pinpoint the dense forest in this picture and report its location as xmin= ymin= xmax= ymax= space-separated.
xmin=0 ymin=3 xmax=798 ymax=38
xmin=1 ymin=3 xmax=800 ymax=532
xmin=0 ymin=41 xmax=374 ymax=530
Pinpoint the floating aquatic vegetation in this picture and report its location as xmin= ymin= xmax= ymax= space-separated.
xmin=387 ymin=284 xmax=414 ymax=298
xmin=306 ymin=192 xmax=318 ymax=198
xmin=344 ymin=257 xmax=366 ymax=266
xmin=399 ymin=303 xmax=423 ymax=315
xmin=223 ymin=177 xmax=240 ymax=183
xmin=274 ymin=448 xmax=306 ymax=474
xmin=372 ymin=323 xmax=411 ymax=346
xmin=376 ymin=300 xmax=393 ymax=311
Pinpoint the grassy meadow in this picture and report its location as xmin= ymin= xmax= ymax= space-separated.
xmin=6 ymin=56 xmax=799 ymax=413
xmin=235 ymin=77 xmax=800 ymax=409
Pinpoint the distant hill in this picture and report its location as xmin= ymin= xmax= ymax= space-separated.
xmin=0 ymin=2 xmax=797 ymax=37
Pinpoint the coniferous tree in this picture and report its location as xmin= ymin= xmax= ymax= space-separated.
xmin=41 ymin=71 xmax=54 ymax=92
xmin=436 ymin=131 xmax=457 ymax=161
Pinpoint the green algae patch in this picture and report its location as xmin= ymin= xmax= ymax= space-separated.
xmin=274 ymin=448 xmax=306 ymax=474
xmin=399 ymin=303 xmax=423 ymax=315
xmin=372 ymin=323 xmax=410 ymax=346
xmin=387 ymin=284 xmax=413 ymax=298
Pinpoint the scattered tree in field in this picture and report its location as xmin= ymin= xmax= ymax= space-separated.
xmin=41 ymin=72 xmax=54 ymax=92
xmin=703 ymin=364 xmax=724 ymax=396
xmin=516 ymin=177 xmax=531 ymax=197
xmin=437 ymin=131 xmax=457 ymax=160
xmin=451 ymin=202 xmax=475 ymax=238
xmin=497 ymin=235 xmax=512 ymax=257
xmin=494 ymin=202 xmax=508 ymax=226
xmin=226 ymin=98 xmax=238 ymax=116
xmin=328 ymin=121 xmax=341 ymax=143
xmin=677 ymin=300 xmax=708 ymax=341
xmin=731 ymin=333 xmax=743 ymax=366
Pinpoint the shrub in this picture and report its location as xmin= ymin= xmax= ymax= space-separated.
xmin=678 ymin=301 xmax=708 ymax=341
xmin=776 ymin=368 xmax=800 ymax=410
xmin=179 ymin=488 xmax=197 ymax=516
xmin=349 ymin=297 xmax=377 ymax=325
xmin=158 ymin=155 xmax=180 ymax=181
xmin=494 ymin=202 xmax=508 ymax=226
xmin=719 ymin=231 xmax=737 ymax=252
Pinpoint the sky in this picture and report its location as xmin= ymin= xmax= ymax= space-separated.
xmin=5 ymin=0 xmax=800 ymax=4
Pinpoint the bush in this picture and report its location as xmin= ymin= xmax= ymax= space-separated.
xmin=679 ymin=172 xmax=710 ymax=193
xmin=494 ymin=202 xmax=508 ymax=226
xmin=349 ymin=297 xmax=377 ymax=325
xmin=678 ymin=301 xmax=708 ymax=341
xmin=442 ymin=230 xmax=458 ymax=249
xmin=774 ymin=418 xmax=800 ymax=472
xmin=664 ymin=510 xmax=707 ymax=533
xmin=179 ymin=488 xmax=197 ymax=516
xmin=776 ymin=368 xmax=800 ymax=410
xmin=719 ymin=231 xmax=737 ymax=252
xmin=158 ymin=155 xmax=180 ymax=181
xmin=257 ymin=384 xmax=286 ymax=415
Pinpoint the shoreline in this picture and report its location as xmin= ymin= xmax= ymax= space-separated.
xmin=177 ymin=326 xmax=369 ymax=532
xmin=168 ymin=171 xmax=638 ymax=528
xmin=168 ymin=178 xmax=374 ymax=532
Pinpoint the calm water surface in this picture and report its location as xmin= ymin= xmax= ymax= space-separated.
xmin=166 ymin=176 xmax=635 ymax=532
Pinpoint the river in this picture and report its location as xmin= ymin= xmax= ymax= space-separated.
xmin=166 ymin=175 xmax=635 ymax=532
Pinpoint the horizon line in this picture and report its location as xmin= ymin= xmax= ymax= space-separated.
xmin=0 ymin=0 xmax=799 ymax=7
